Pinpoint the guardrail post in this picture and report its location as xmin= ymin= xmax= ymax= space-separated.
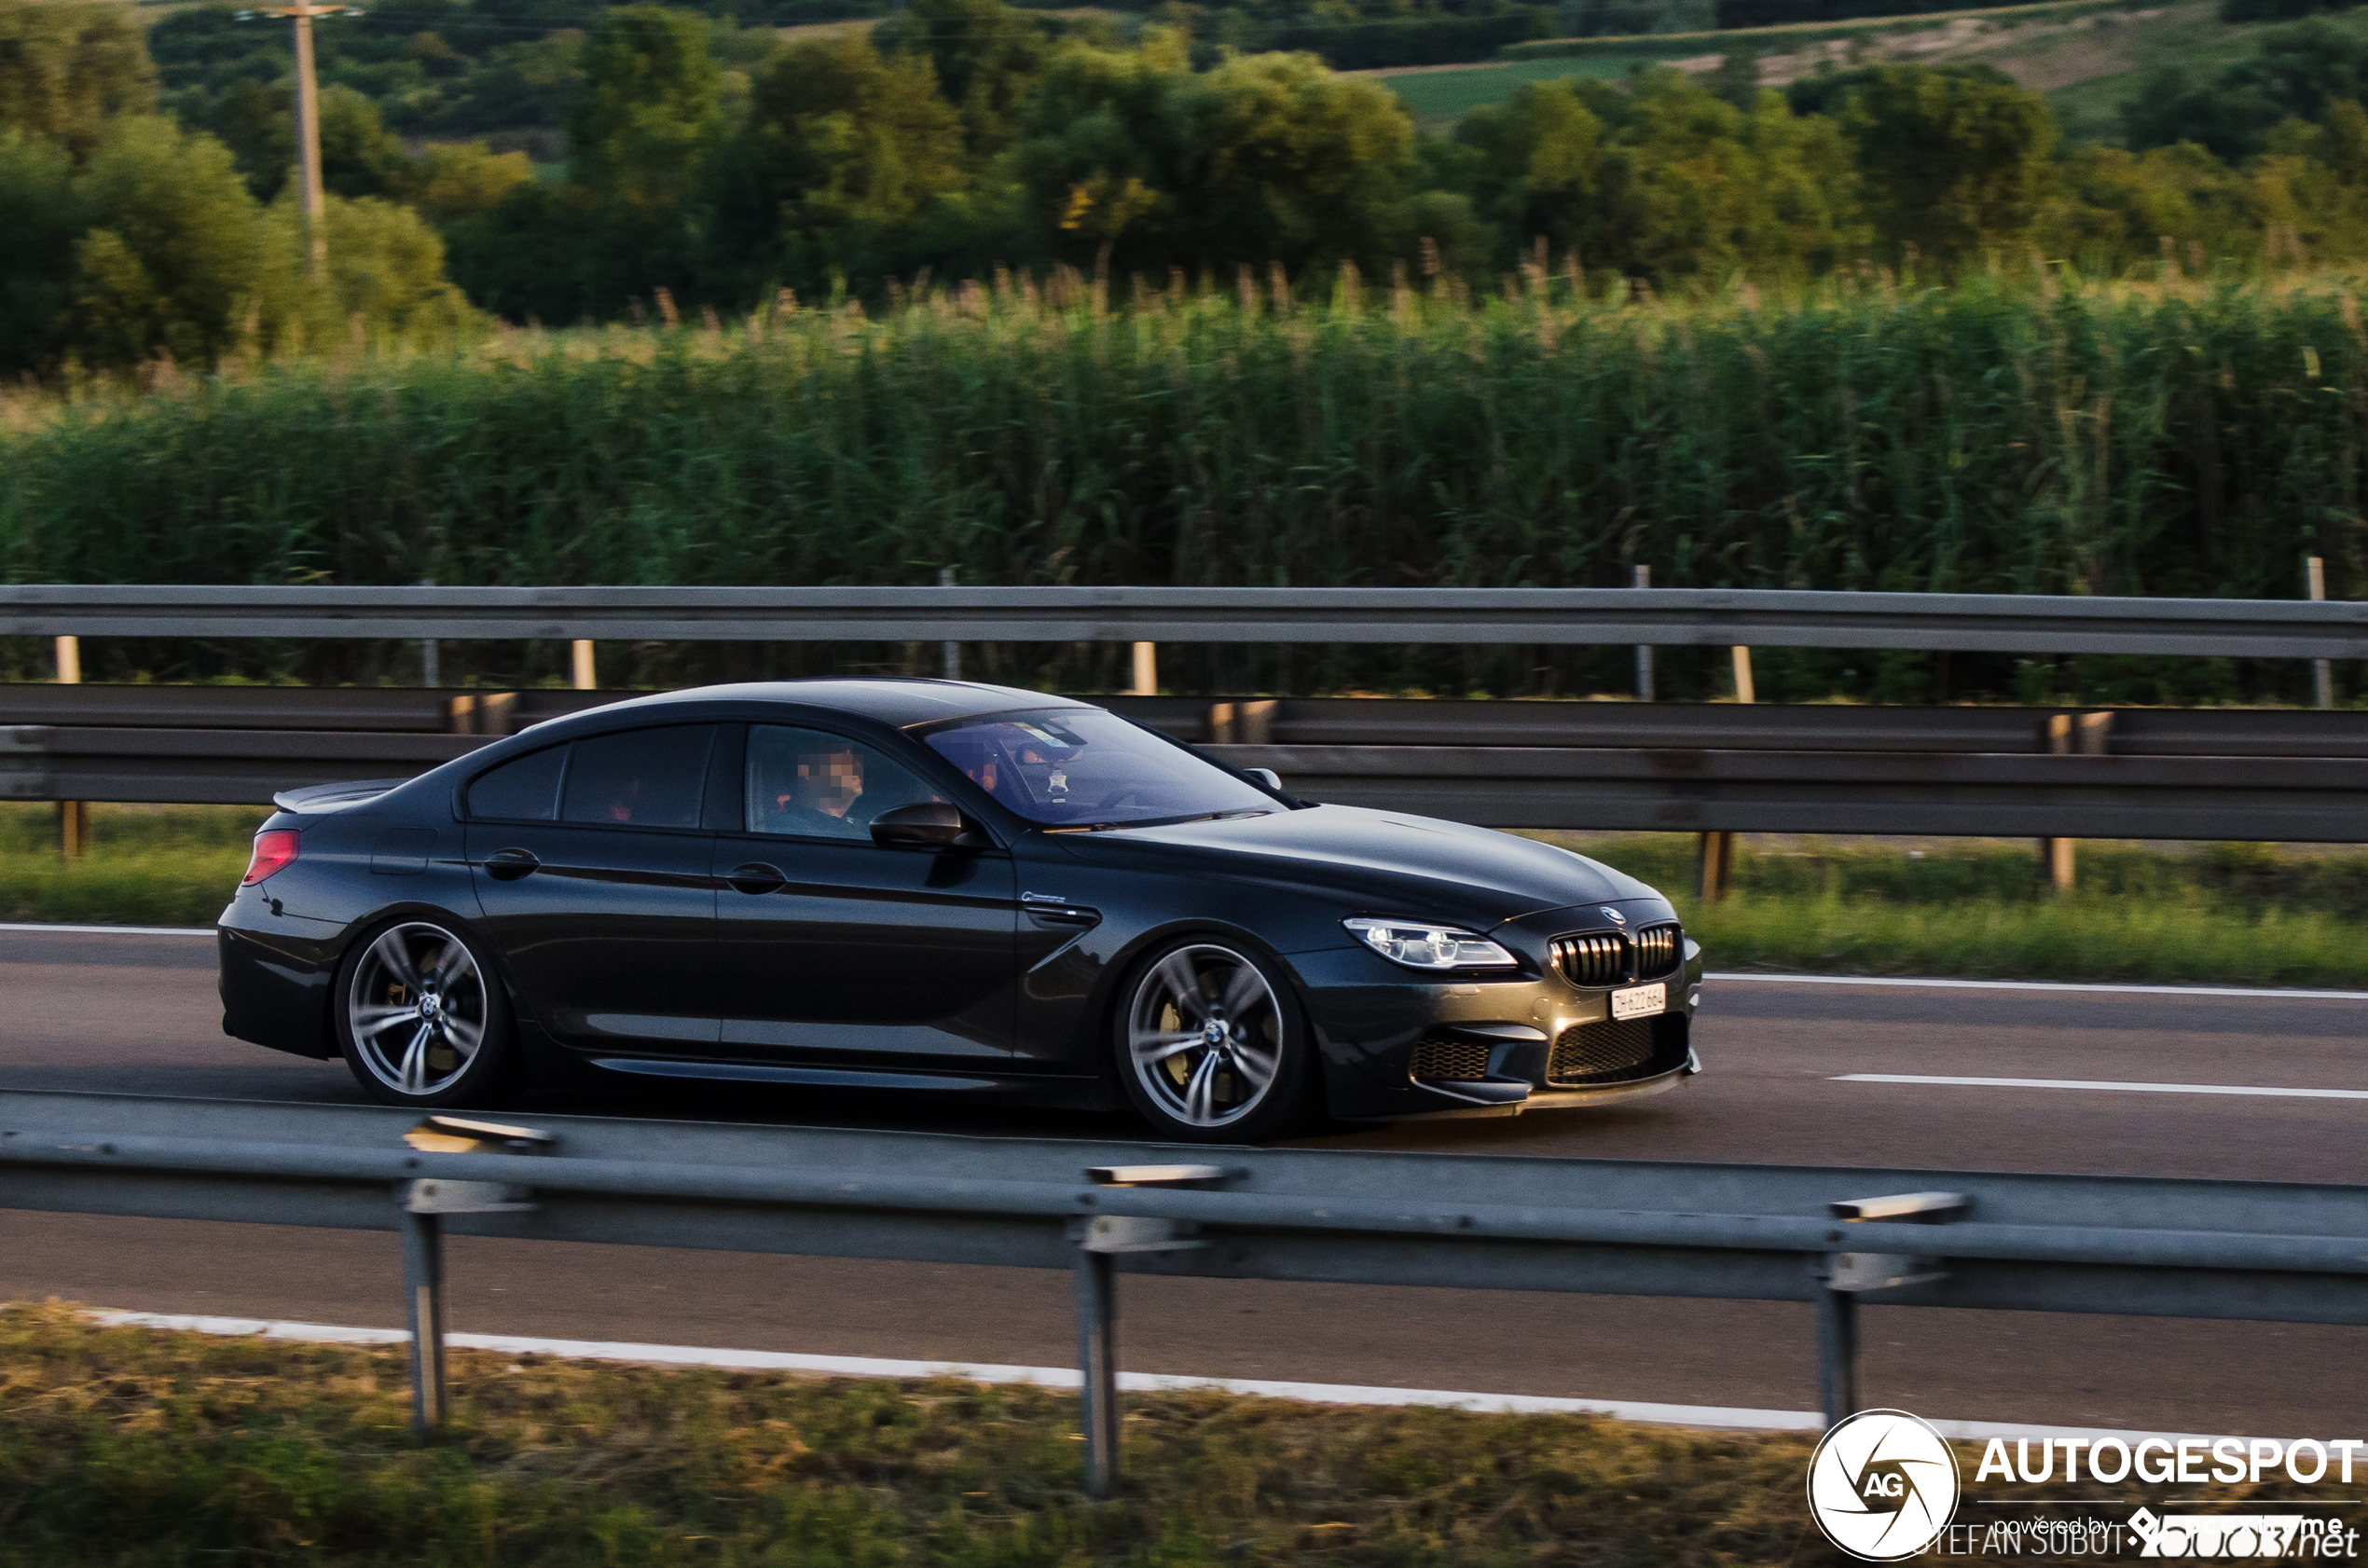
xmin=419 ymin=577 xmax=439 ymax=689
xmin=1631 ymin=565 xmax=1654 ymax=702
xmin=400 ymin=1207 xmax=447 ymax=1438
xmin=1820 ymin=1191 xmax=1967 ymax=1428
xmin=939 ymin=567 xmax=960 ymax=681
xmin=393 ymin=1115 xmax=554 ymax=1442
xmin=53 ymin=635 xmax=85 ymax=858
xmin=2309 ymin=556 xmax=2334 ymax=709
xmin=2039 ymin=713 xmax=2113 ymax=895
xmin=1816 ymin=1282 xmax=1857 ymax=1428
xmin=1696 ymin=831 xmax=1733 ymax=902
xmin=1069 ymin=1163 xmax=1231 ymax=1499
xmin=1074 ymin=1244 xmax=1119 ymax=1495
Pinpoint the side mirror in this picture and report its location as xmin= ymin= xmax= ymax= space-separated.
xmin=870 ymin=800 xmax=981 ymax=849
xmin=1244 ymin=767 xmax=1282 ymax=791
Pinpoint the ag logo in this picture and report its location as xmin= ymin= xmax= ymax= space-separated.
xmin=1807 ymin=1410 xmax=1961 ymax=1561
xmin=1599 ymin=906 xmax=1626 ymax=924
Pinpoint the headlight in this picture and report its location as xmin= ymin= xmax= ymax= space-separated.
xmin=1343 ymin=917 xmax=1518 ymax=970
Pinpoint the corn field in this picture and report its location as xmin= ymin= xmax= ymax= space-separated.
xmin=5 ymin=271 xmax=2365 ymax=701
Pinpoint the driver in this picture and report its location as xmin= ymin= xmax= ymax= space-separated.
xmin=754 ymin=740 xmax=869 ymax=836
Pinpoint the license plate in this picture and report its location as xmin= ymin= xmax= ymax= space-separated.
xmin=1611 ymin=982 xmax=1666 ymax=1022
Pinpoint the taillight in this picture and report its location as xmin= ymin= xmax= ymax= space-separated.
xmin=242 ymin=830 xmax=300 ymax=886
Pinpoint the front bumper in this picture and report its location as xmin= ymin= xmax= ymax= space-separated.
xmin=1289 ymin=938 xmax=1705 ymax=1121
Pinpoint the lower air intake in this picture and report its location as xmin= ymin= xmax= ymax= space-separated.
xmin=1409 ymin=1037 xmax=1495 ymax=1082
xmin=1547 ymin=1018 xmax=1659 ymax=1086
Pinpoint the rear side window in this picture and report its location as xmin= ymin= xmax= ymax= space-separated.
xmin=559 ymin=726 xmax=716 ymax=829
xmin=466 ymin=745 xmax=565 ymax=821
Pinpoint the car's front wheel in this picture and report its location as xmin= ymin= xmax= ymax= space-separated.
xmin=1115 ymin=939 xmax=1316 ymax=1143
xmin=335 ymin=918 xmax=519 ymax=1107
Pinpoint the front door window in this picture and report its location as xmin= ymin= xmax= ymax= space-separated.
xmin=744 ymin=725 xmax=945 ymax=840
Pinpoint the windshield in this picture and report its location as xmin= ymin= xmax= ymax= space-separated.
xmin=924 ymin=708 xmax=1278 ymax=828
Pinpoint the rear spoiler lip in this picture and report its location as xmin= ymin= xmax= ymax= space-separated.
xmin=270 ymin=777 xmax=413 ymax=814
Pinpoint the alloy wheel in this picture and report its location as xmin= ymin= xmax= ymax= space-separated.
xmin=347 ymin=922 xmax=490 ymax=1096
xmin=1125 ymin=943 xmax=1285 ymax=1130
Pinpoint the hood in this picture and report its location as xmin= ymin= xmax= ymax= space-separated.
xmin=1045 ymin=804 xmax=1661 ymax=928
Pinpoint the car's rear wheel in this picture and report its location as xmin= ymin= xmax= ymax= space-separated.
xmin=1116 ymin=939 xmax=1315 ymax=1142
xmin=336 ymin=918 xmax=518 ymax=1107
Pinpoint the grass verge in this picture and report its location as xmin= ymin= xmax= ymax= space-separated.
xmin=1546 ymin=834 xmax=2368 ymax=987
xmin=7 ymin=1303 xmax=2365 ymax=1566
xmin=7 ymin=809 xmax=2368 ymax=986
xmin=0 ymin=1302 xmax=1818 ymax=1566
xmin=0 ymin=804 xmax=257 ymax=927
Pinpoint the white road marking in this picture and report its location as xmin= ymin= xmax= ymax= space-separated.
xmin=1837 ymin=1073 xmax=2368 ymax=1101
xmin=70 ymin=1309 xmax=2251 ymax=1447
xmin=1709 ymin=971 xmax=2368 ymax=1001
xmin=0 ymin=922 xmax=214 ymax=938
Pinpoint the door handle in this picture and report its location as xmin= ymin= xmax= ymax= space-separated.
xmin=483 ymin=847 xmax=539 ymax=881
xmin=725 ymin=860 xmax=788 ymax=896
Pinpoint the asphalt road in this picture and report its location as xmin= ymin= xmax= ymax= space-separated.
xmin=5 ymin=926 xmax=2365 ymax=1436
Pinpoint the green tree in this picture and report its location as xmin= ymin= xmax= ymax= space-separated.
xmin=2122 ymin=21 xmax=2368 ymax=161
xmin=1016 ymin=41 xmax=1414 ymax=275
xmin=1840 ymin=64 xmax=2055 ymax=267
xmin=0 ymin=0 xmax=157 ymax=156
xmin=69 ymin=115 xmax=262 ymax=367
xmin=2242 ymin=98 xmax=2368 ymax=262
xmin=567 ymin=5 xmax=722 ymax=215
xmin=710 ymin=32 xmax=976 ymax=295
xmin=396 ymin=140 xmax=534 ymax=225
xmin=440 ymin=176 xmax=606 ymax=323
xmin=874 ymin=0 xmax=1051 ymax=160
xmin=1457 ymin=78 xmax=1602 ymax=265
xmin=1169 ymin=49 xmax=1416 ymax=270
xmin=190 ymin=81 xmax=417 ymax=203
xmin=2049 ymin=141 xmax=2248 ymax=272
xmin=1706 ymin=48 xmax=1761 ymax=111
xmin=0 ymin=126 xmax=76 ymax=368
xmin=253 ymin=191 xmax=474 ymax=352
xmin=1011 ymin=34 xmax=1189 ymax=263
xmin=1580 ymin=71 xmax=1860 ymax=282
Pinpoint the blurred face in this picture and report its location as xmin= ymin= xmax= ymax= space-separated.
xmin=794 ymin=748 xmax=862 ymax=818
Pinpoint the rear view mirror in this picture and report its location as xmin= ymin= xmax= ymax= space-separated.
xmin=871 ymin=801 xmax=981 ymax=849
xmin=1245 ymin=767 xmax=1282 ymax=791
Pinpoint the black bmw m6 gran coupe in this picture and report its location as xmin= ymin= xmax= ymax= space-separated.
xmin=219 ymin=680 xmax=1703 ymax=1141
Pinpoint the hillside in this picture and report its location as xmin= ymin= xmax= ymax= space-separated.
xmin=1372 ymin=0 xmax=2368 ymax=143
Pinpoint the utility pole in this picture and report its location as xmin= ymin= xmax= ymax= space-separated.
xmin=250 ymin=3 xmax=344 ymax=274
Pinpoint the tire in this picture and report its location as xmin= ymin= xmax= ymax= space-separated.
xmin=334 ymin=917 xmax=521 ymax=1108
xmin=1113 ymin=937 xmax=1318 ymax=1143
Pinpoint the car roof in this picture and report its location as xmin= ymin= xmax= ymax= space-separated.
xmin=580 ymin=679 xmax=1096 ymax=730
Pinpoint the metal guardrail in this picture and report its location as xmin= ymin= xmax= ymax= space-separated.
xmin=5 ymin=688 xmax=2366 ymax=838
xmin=7 ymin=1090 xmax=2368 ymax=1489
xmin=6 ymin=585 xmax=2368 ymax=658
xmin=16 ymin=685 xmax=2368 ymax=754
